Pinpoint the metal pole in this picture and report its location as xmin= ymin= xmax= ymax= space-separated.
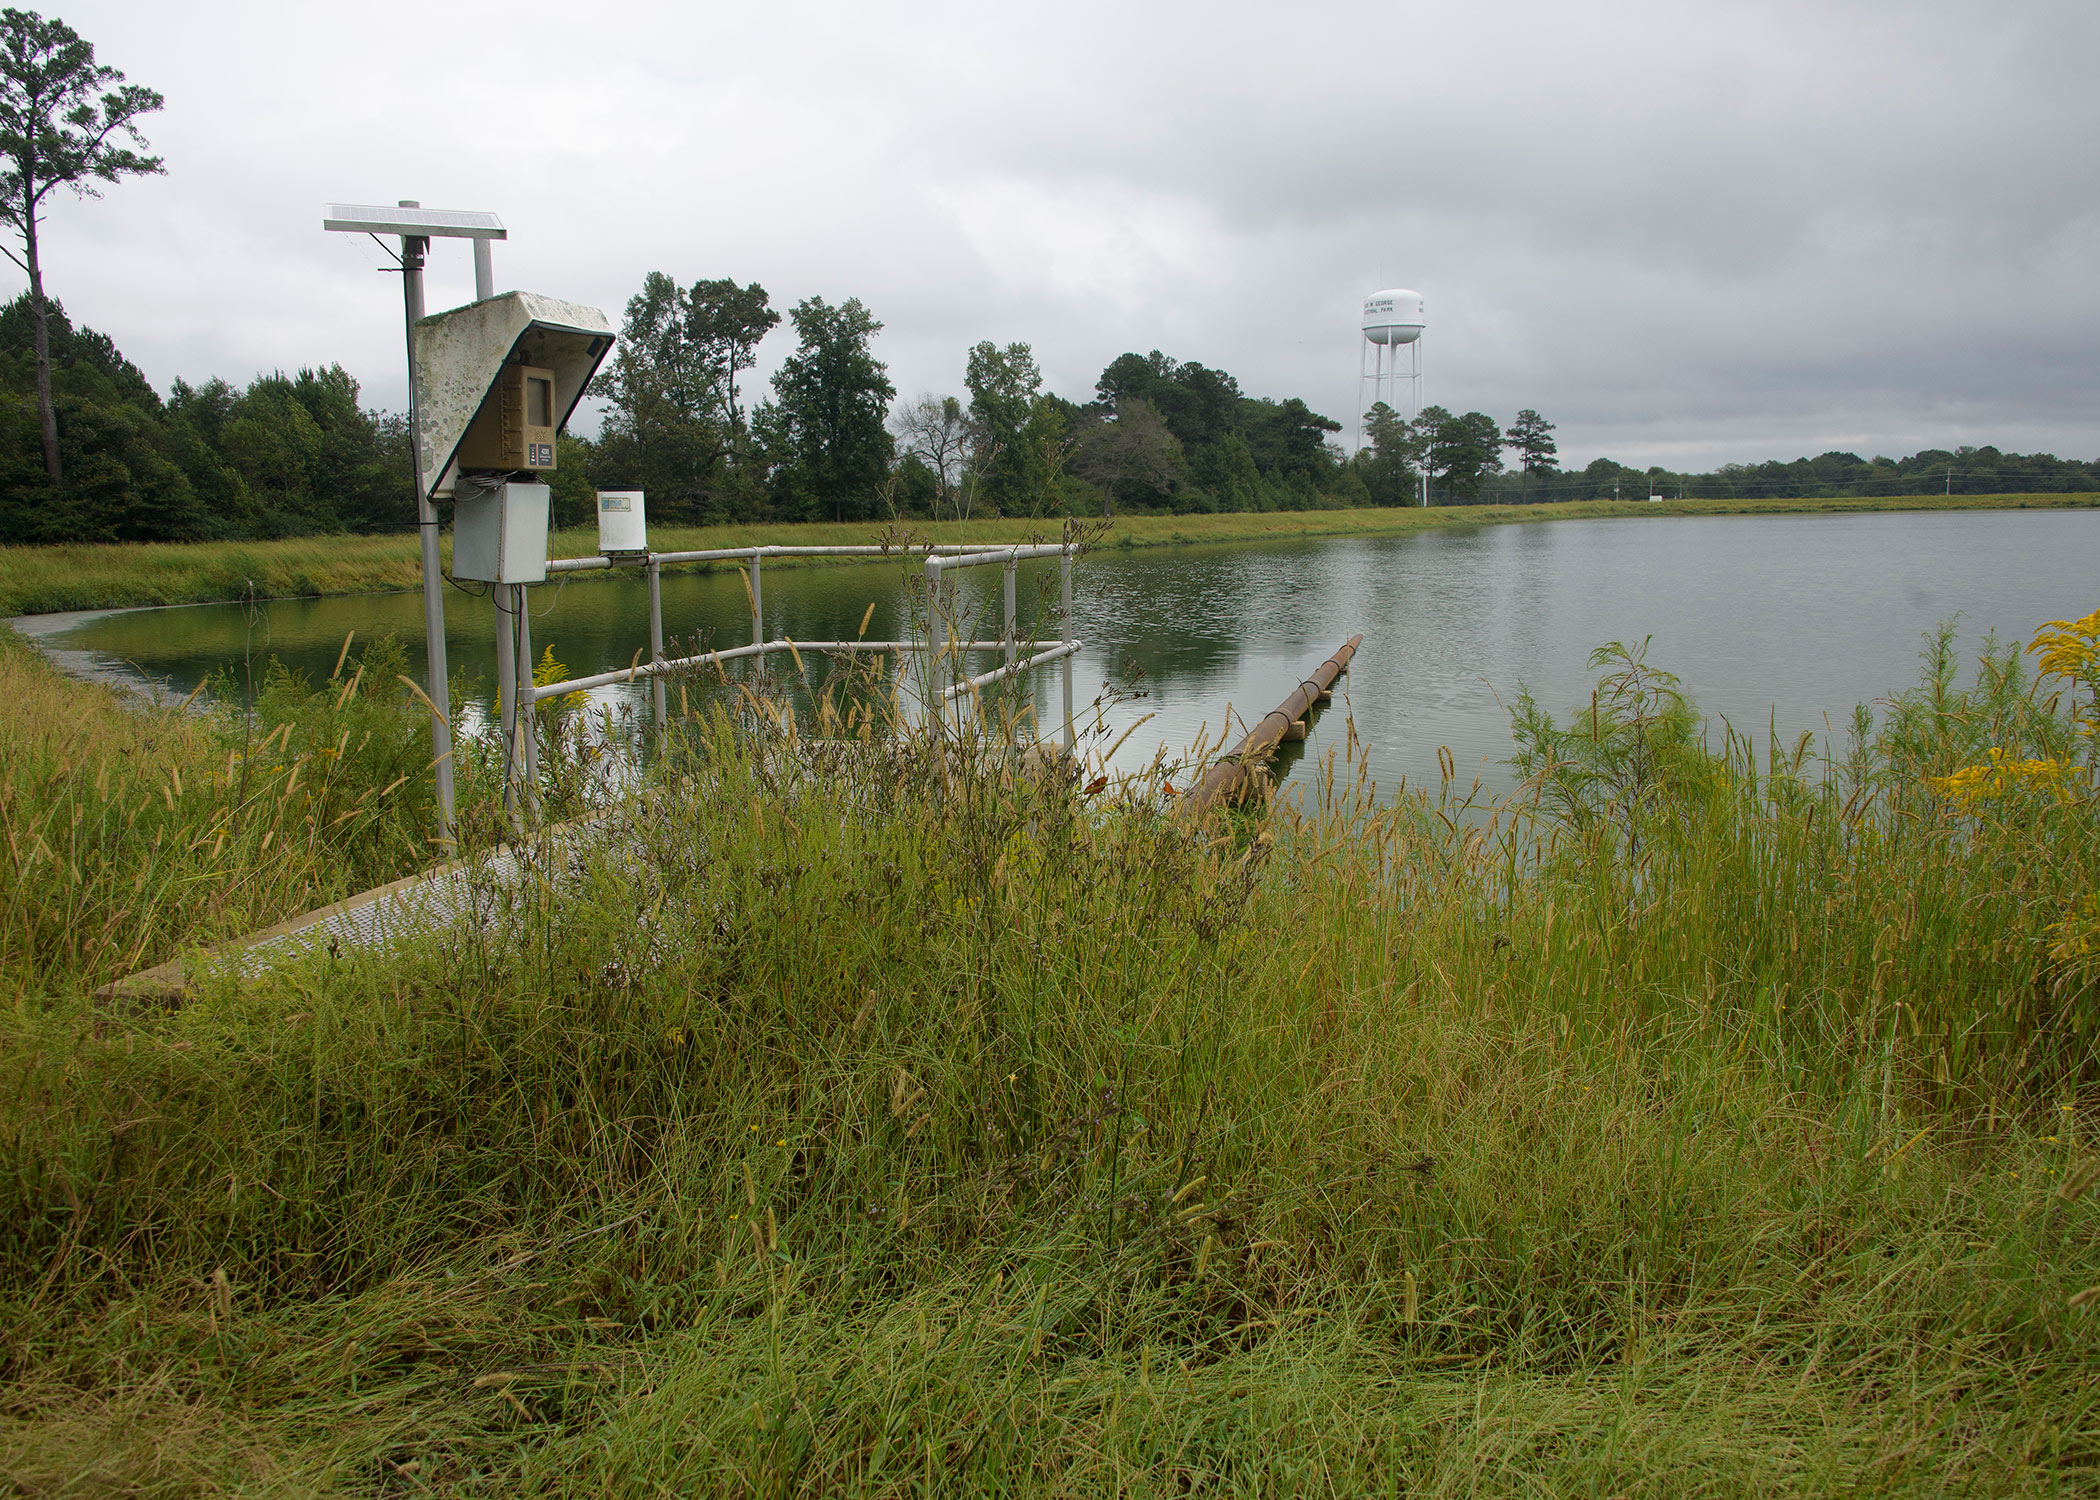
xmin=1357 ymin=334 xmax=1369 ymax=453
xmin=515 ymin=583 xmax=537 ymax=820
xmin=472 ymin=237 xmax=494 ymax=302
xmin=494 ymin=584 xmax=517 ymax=817
xmin=1416 ymin=338 xmax=1429 ymax=508
xmin=1003 ymin=560 xmax=1017 ymax=669
xmin=1002 ymin=556 xmax=1021 ymax=742
xmin=925 ymin=554 xmax=946 ymax=728
xmin=647 ymin=554 xmax=667 ymax=735
xmin=399 ymin=202 xmax=456 ymax=847
xmin=1060 ymin=548 xmax=1075 ymax=751
xmin=750 ymin=550 xmax=764 ymax=648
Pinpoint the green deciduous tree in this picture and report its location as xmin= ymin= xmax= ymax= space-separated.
xmin=1239 ymin=396 xmax=1342 ymax=489
xmin=1187 ymin=429 xmax=1261 ymax=512
xmin=1093 ymin=349 xmax=1346 ymax=512
xmin=1097 ymin=350 xmax=1243 ymax=455
xmin=174 ymin=365 xmax=409 ymax=538
xmin=0 ymin=8 xmax=162 ymax=486
xmin=965 ymin=340 xmax=1062 ymax=516
xmin=683 ymin=277 xmax=779 ymax=435
xmin=596 ymin=272 xmax=779 ymax=524
xmin=1071 ymin=396 xmax=1183 ymax=517
xmin=767 ymin=296 xmax=894 ymax=522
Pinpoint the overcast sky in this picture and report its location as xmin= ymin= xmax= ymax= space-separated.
xmin=35 ymin=0 xmax=2100 ymax=470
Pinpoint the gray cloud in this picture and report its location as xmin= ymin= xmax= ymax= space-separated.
xmin=41 ymin=0 xmax=2100 ymax=472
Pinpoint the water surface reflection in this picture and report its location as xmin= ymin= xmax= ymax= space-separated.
xmin=32 ymin=508 xmax=2100 ymax=799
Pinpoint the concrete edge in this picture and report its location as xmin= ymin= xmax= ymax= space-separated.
xmin=94 ymin=811 xmax=608 ymax=1009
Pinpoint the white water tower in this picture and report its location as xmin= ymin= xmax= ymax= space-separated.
xmin=1358 ymin=288 xmax=1427 ymax=503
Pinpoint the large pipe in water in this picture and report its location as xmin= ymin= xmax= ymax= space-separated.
xmin=1182 ymin=634 xmax=1361 ymax=815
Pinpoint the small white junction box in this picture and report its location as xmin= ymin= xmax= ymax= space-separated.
xmin=596 ymin=490 xmax=647 ymax=554
xmin=452 ymin=481 xmax=550 ymax=584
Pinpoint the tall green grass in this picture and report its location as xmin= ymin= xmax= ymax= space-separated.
xmin=1 ymin=619 xmax=2097 ymax=1493
xmin=0 ymin=628 xmax=484 ymax=1002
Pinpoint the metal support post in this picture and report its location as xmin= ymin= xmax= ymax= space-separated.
xmin=515 ymin=583 xmax=538 ymax=820
xmin=472 ymin=237 xmax=494 ymax=302
xmin=1060 ymin=548 xmax=1075 ymax=750
xmin=1003 ymin=560 xmax=1018 ymax=668
xmin=494 ymin=585 xmax=518 ymax=817
xmin=647 ymin=554 xmax=666 ymax=735
xmin=399 ymin=203 xmax=456 ymax=848
xmin=750 ymin=551 xmax=764 ymax=648
xmin=924 ymin=554 xmax=947 ymax=727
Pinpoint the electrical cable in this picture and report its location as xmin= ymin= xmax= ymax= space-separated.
xmin=532 ymin=569 xmax=571 ymax=620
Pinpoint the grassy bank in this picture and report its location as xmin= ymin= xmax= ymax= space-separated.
xmin=4 ymin=491 xmax=2093 ymax=617
xmin=3 ymin=604 xmax=2099 ymax=1492
xmin=0 ymin=626 xmax=493 ymax=1004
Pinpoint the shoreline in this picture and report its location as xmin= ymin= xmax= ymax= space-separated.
xmin=5 ymin=614 xmax=197 ymax=708
xmin=2 ymin=492 xmax=2092 ymax=618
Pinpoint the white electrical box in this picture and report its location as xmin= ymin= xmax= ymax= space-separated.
xmin=596 ymin=490 xmax=647 ymax=554
xmin=452 ymin=481 xmax=551 ymax=584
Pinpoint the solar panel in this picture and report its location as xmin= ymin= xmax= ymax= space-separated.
xmin=323 ymin=204 xmax=507 ymax=239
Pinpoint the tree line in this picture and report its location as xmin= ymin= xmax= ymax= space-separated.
xmin=0 ymin=294 xmax=415 ymax=542
xmin=0 ymin=14 xmax=2093 ymax=545
xmin=580 ymin=275 xmax=1370 ymax=526
xmin=5 ymin=271 xmax=2098 ymax=545
xmin=1464 ymin=444 xmax=2100 ymax=504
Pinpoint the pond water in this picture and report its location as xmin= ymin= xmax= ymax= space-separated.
xmin=23 ymin=508 xmax=2100 ymax=799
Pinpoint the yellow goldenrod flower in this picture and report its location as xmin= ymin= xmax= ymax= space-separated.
xmin=2029 ymin=608 xmax=2100 ymax=686
xmin=498 ymin=645 xmax=590 ymax=714
xmin=1929 ymin=746 xmax=2076 ymax=810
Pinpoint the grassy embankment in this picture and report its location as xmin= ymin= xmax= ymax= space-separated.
xmin=3 ymin=607 xmax=2100 ymax=1492
xmin=3 ymin=491 xmax=2093 ymax=617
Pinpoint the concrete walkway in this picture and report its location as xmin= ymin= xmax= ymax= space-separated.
xmin=97 ymin=818 xmax=606 ymax=1006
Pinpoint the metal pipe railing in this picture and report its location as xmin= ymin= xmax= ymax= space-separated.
xmin=941 ymin=640 xmax=1081 ymax=703
xmin=542 ymin=541 xmax=1057 ymax=575
xmin=509 ymin=539 xmax=1087 ymax=811
xmin=940 ymin=543 xmax=1073 ymax=567
xmin=523 ymin=638 xmax=1031 ymax=704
